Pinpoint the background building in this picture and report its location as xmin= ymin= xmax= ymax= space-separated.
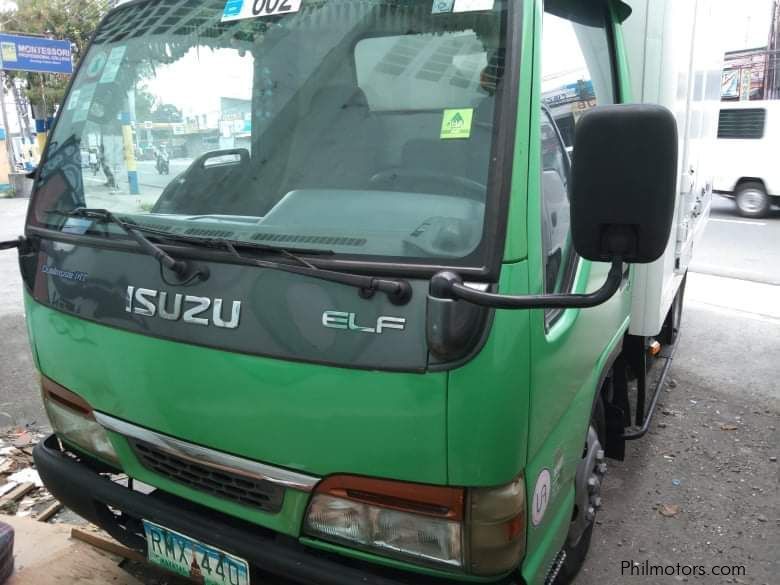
xmin=721 ymin=0 xmax=780 ymax=100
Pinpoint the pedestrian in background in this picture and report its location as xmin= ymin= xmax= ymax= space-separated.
xmin=99 ymin=144 xmax=117 ymax=191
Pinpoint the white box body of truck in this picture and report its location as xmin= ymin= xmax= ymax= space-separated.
xmin=622 ymin=0 xmax=725 ymax=336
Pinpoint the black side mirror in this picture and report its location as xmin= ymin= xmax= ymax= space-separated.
xmin=429 ymin=104 xmax=678 ymax=311
xmin=570 ymin=104 xmax=678 ymax=264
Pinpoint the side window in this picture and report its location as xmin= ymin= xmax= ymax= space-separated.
xmin=541 ymin=4 xmax=615 ymax=324
xmin=540 ymin=111 xmax=571 ymax=297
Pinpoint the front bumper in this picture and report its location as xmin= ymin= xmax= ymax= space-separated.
xmin=34 ymin=435 xmax=522 ymax=585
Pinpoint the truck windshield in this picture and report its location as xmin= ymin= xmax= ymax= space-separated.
xmin=31 ymin=0 xmax=511 ymax=266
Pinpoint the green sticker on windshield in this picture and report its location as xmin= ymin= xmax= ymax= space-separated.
xmin=440 ymin=108 xmax=474 ymax=140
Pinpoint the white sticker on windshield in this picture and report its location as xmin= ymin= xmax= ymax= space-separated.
xmin=66 ymin=89 xmax=81 ymax=111
xmin=453 ymin=0 xmax=495 ymax=12
xmin=72 ymin=83 xmax=97 ymax=123
xmin=222 ymin=0 xmax=302 ymax=23
xmin=99 ymin=46 xmax=127 ymax=84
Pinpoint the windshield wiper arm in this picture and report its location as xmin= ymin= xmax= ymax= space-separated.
xmin=64 ymin=208 xmax=193 ymax=278
xmin=106 ymin=226 xmax=411 ymax=304
xmin=125 ymin=226 xmax=334 ymax=260
xmin=219 ymin=241 xmax=413 ymax=305
xmin=48 ymin=210 xmax=412 ymax=304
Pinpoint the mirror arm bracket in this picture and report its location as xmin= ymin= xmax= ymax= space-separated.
xmin=431 ymin=259 xmax=624 ymax=310
xmin=0 ymin=237 xmax=29 ymax=253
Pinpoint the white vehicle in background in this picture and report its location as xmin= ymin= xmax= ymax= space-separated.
xmin=712 ymin=100 xmax=780 ymax=218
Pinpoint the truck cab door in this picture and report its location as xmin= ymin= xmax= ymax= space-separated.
xmin=522 ymin=4 xmax=633 ymax=582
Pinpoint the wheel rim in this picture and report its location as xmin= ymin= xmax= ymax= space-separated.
xmin=738 ymin=189 xmax=765 ymax=213
xmin=568 ymin=426 xmax=606 ymax=547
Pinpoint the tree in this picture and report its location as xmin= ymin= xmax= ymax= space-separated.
xmin=0 ymin=0 xmax=109 ymax=115
xmin=134 ymin=85 xmax=156 ymax=122
xmin=134 ymin=85 xmax=183 ymax=124
xmin=151 ymin=103 xmax=183 ymax=124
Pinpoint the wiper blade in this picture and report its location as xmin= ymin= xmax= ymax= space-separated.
xmin=138 ymin=230 xmax=411 ymax=304
xmin=48 ymin=210 xmax=411 ymax=304
xmin=125 ymin=225 xmax=334 ymax=260
xmin=221 ymin=241 xmax=413 ymax=305
xmin=62 ymin=208 xmax=193 ymax=278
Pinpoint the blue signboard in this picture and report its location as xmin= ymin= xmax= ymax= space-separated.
xmin=0 ymin=34 xmax=73 ymax=75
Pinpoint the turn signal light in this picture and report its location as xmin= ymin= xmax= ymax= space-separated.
xmin=467 ymin=477 xmax=526 ymax=575
xmin=41 ymin=377 xmax=120 ymax=466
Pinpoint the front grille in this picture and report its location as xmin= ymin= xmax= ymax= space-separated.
xmin=131 ymin=440 xmax=284 ymax=513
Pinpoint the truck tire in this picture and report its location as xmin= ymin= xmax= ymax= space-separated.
xmin=735 ymin=182 xmax=770 ymax=218
xmin=552 ymin=395 xmax=607 ymax=585
xmin=0 ymin=522 xmax=14 ymax=583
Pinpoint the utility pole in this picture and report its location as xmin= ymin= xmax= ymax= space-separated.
xmin=0 ymin=15 xmax=18 ymax=175
xmin=0 ymin=72 xmax=17 ymax=174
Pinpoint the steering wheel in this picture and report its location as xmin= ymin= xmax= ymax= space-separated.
xmin=369 ymin=169 xmax=486 ymax=201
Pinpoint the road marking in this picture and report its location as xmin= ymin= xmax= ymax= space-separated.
xmin=709 ymin=218 xmax=766 ymax=227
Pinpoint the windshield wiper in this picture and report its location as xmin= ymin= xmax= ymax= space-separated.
xmin=137 ymin=228 xmax=412 ymax=305
xmin=48 ymin=210 xmax=412 ymax=304
xmin=62 ymin=208 xmax=198 ymax=280
xmin=121 ymin=223 xmax=334 ymax=260
xmin=219 ymin=240 xmax=413 ymax=305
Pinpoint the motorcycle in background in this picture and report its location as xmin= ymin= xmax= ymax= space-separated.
xmin=156 ymin=149 xmax=170 ymax=175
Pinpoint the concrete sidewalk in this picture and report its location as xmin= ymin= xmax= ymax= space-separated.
xmin=686 ymin=271 xmax=780 ymax=322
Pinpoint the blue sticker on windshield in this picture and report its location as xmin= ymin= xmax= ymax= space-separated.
xmin=61 ymin=218 xmax=93 ymax=236
xmin=223 ymin=0 xmax=244 ymax=19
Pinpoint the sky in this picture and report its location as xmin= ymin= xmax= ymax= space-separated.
xmin=726 ymin=0 xmax=776 ymax=51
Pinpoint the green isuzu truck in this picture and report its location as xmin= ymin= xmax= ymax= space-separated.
xmin=0 ymin=0 xmax=718 ymax=583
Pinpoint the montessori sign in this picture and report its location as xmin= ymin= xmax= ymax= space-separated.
xmin=0 ymin=33 xmax=73 ymax=75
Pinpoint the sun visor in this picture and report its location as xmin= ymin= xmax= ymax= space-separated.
xmin=545 ymin=0 xmax=632 ymax=26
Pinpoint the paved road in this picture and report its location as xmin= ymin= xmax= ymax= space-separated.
xmin=0 ymin=198 xmax=42 ymax=429
xmin=690 ymin=195 xmax=780 ymax=285
xmin=133 ymin=159 xmax=192 ymax=190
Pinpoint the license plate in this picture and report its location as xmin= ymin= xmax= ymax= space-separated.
xmin=143 ymin=520 xmax=250 ymax=585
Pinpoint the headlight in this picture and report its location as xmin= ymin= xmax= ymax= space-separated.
xmin=303 ymin=474 xmax=525 ymax=575
xmin=306 ymin=494 xmax=462 ymax=567
xmin=42 ymin=377 xmax=120 ymax=466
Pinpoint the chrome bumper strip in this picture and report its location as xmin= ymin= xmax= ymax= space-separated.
xmin=94 ymin=412 xmax=321 ymax=492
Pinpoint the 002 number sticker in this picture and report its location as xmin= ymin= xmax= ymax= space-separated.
xmin=222 ymin=0 xmax=301 ymax=22
xmin=253 ymin=0 xmax=293 ymax=15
